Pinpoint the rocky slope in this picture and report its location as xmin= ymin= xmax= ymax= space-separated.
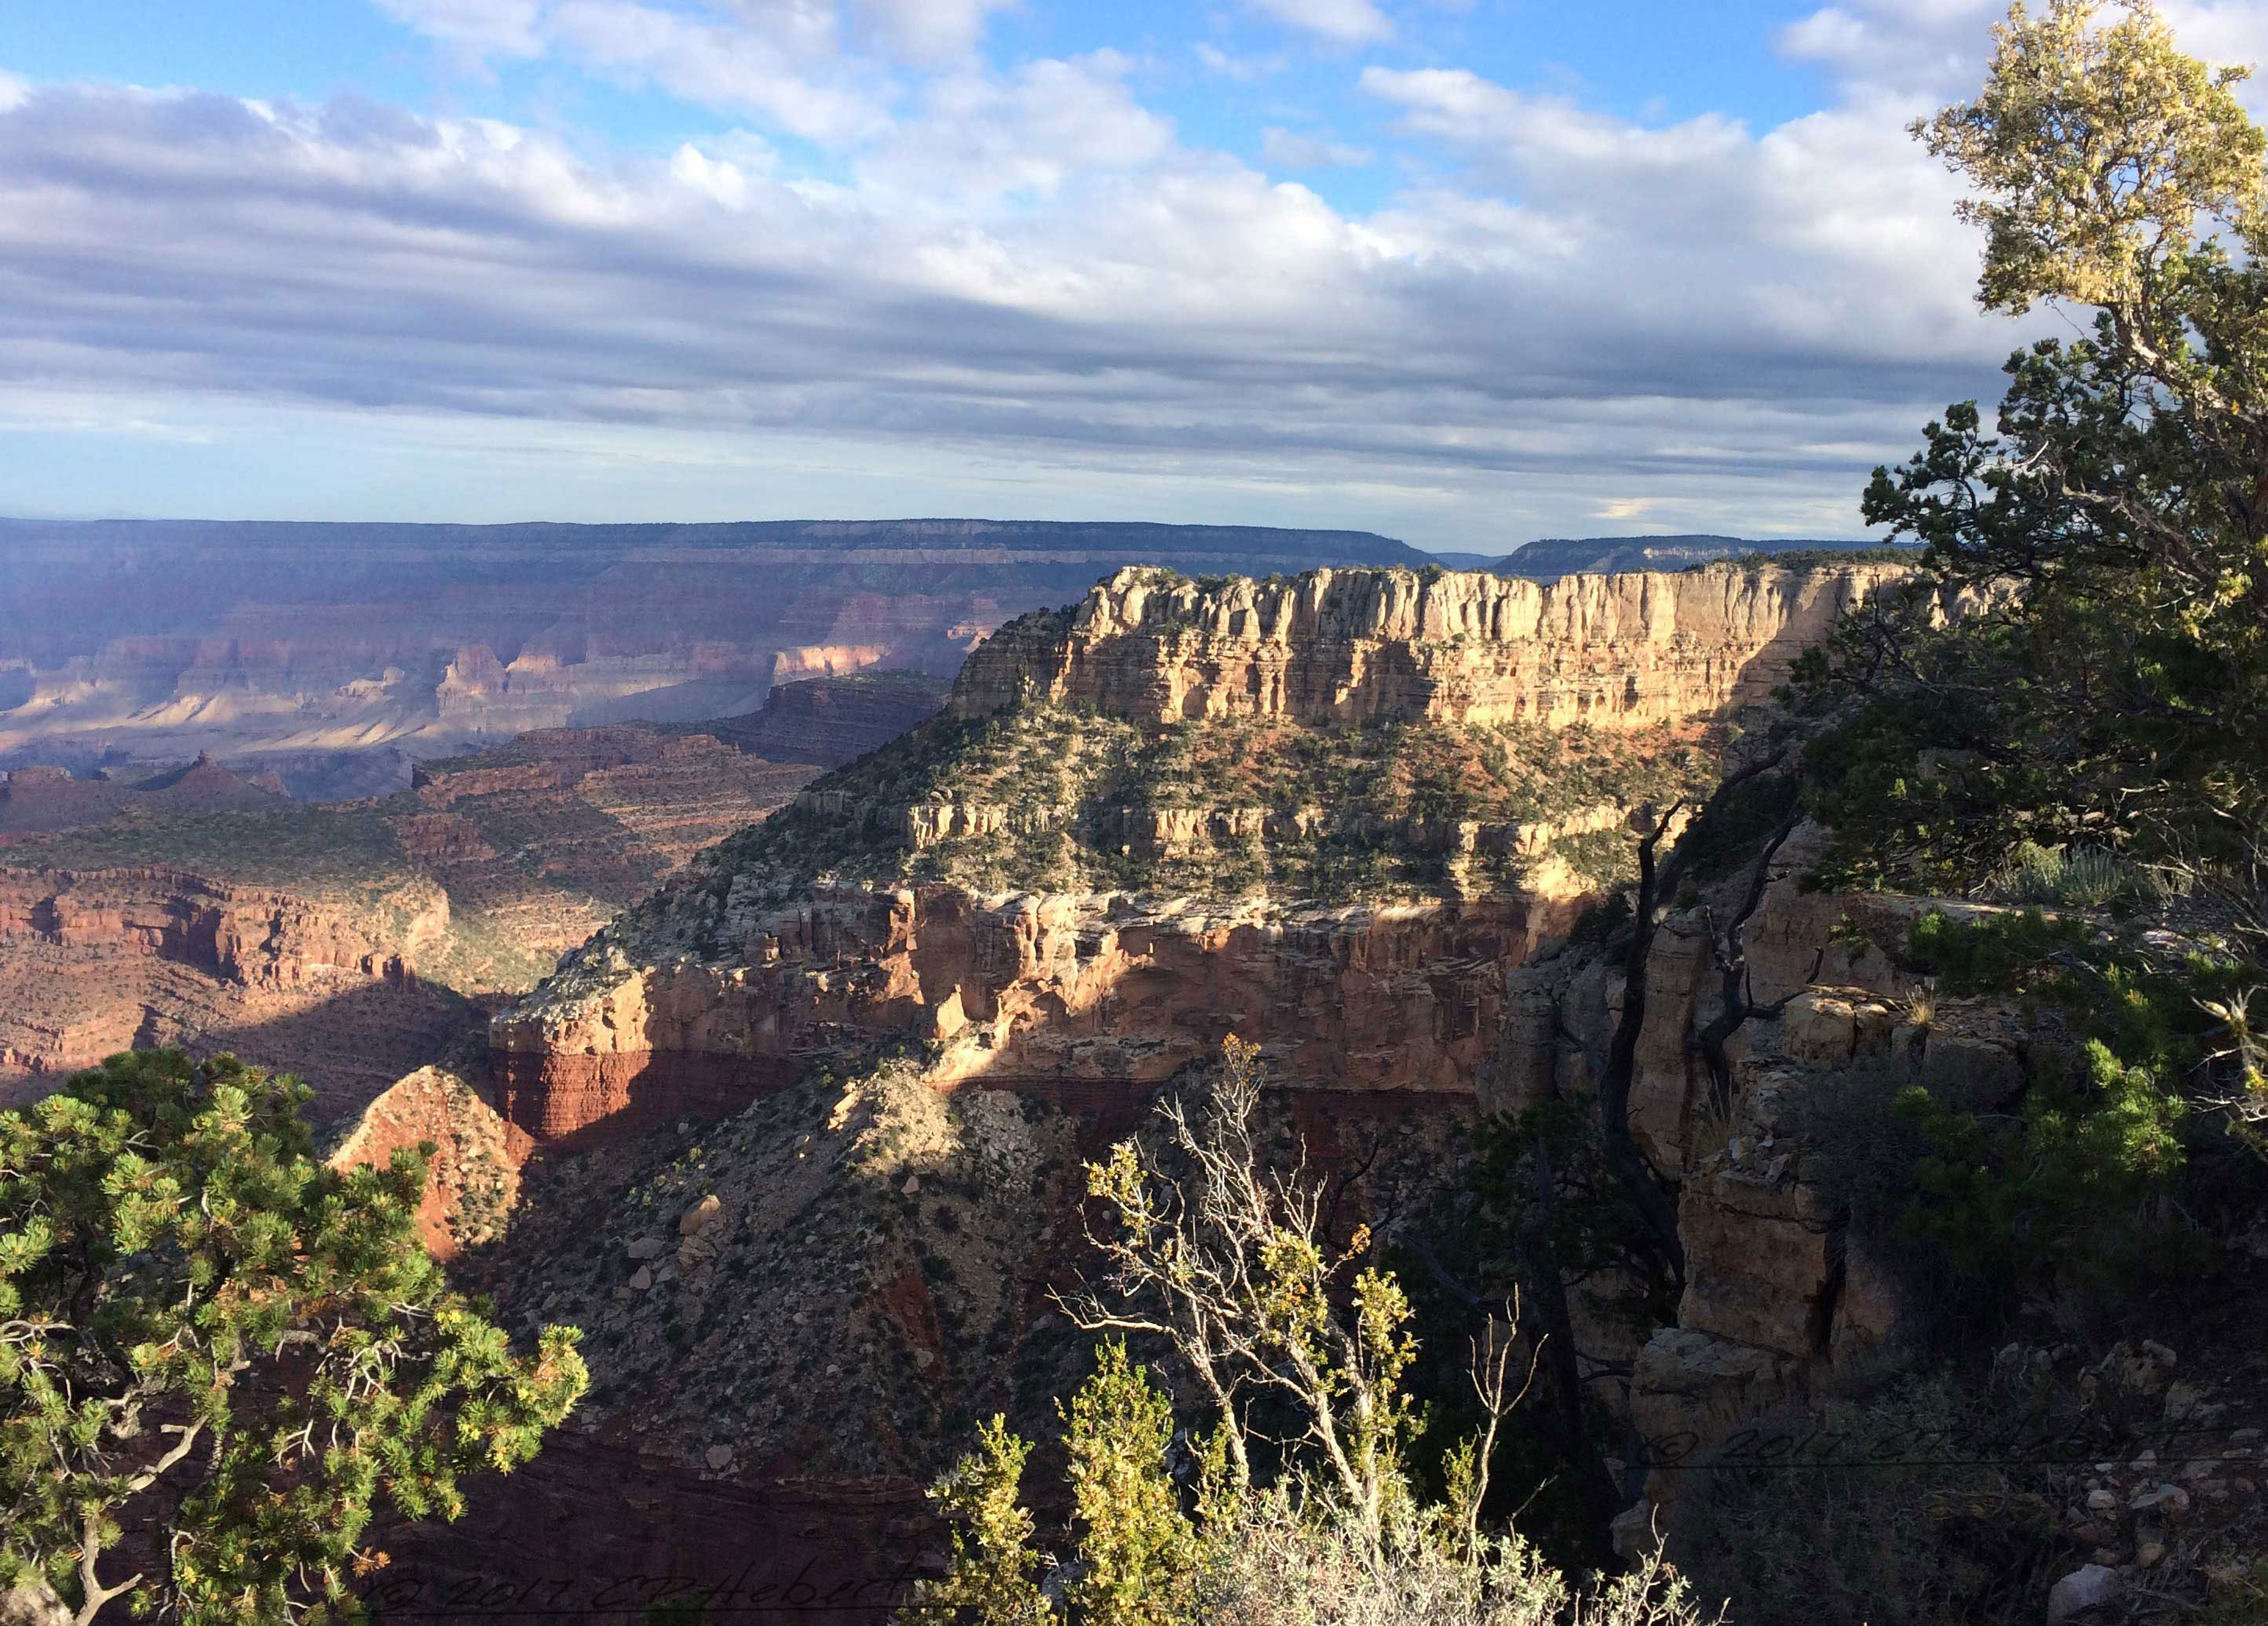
xmin=491 ymin=561 xmax=1919 ymax=1145
xmin=0 ymin=518 xmax=1419 ymax=773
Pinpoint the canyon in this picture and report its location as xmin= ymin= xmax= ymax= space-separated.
xmin=0 ymin=674 xmax=942 ymax=1097
xmin=14 ymin=550 xmax=2156 ymax=1624
xmin=0 ymin=518 xmax=1416 ymax=777
xmin=490 ymin=559 xmax=1939 ymax=1145
xmin=315 ymin=557 xmax=1986 ymax=1621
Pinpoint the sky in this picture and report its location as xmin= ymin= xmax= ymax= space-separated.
xmin=4 ymin=1 xmax=2266 ymax=550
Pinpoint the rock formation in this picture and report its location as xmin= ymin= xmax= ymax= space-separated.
xmin=326 ymin=1065 xmax=520 ymax=1257
xmin=696 ymin=671 xmax=951 ymax=767
xmin=0 ymin=865 xmax=466 ymax=1110
xmin=951 ymin=562 xmax=1915 ymax=727
xmin=494 ymin=886 xmax=1575 ymax=1141
xmin=492 ymin=561 xmax=1919 ymax=1146
xmin=1482 ymin=826 xmax=2058 ymax=1536
xmin=0 ymin=718 xmax=898 ymax=1109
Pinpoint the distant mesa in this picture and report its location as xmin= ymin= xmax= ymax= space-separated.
xmin=687 ymin=669 xmax=949 ymax=768
xmin=1433 ymin=533 xmax=1905 ymax=579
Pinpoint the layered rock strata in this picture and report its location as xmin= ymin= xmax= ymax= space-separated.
xmin=494 ymin=885 xmax=1576 ymax=1141
xmin=495 ymin=563 xmax=1915 ymax=1144
xmin=1485 ymin=829 xmax=2052 ymax=1533
xmin=697 ymin=672 xmax=951 ymax=768
xmin=953 ymin=562 xmax=1919 ymax=727
xmin=0 ymin=865 xmax=466 ymax=1110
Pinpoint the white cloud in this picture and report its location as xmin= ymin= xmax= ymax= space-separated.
xmin=1196 ymin=42 xmax=1289 ymax=82
xmin=373 ymin=0 xmax=898 ymax=141
xmin=542 ymin=1 xmax=887 ymax=142
xmin=849 ymin=0 xmax=1016 ymax=63
xmin=1246 ymin=0 xmax=1392 ymax=47
xmin=371 ymin=0 xmax=550 ymax=56
xmin=1260 ymin=126 xmax=1373 ymax=170
xmin=858 ymin=52 xmax=1172 ymax=203
xmin=1779 ymin=0 xmax=2268 ymax=111
xmin=0 ymin=11 xmax=2052 ymax=539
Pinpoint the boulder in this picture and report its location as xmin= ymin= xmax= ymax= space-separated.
xmin=2045 ymin=1563 xmax=2121 ymax=1624
xmin=678 ymin=1194 xmax=722 ymax=1237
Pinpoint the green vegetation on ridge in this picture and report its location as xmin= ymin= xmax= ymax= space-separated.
xmin=699 ymin=700 xmax=1712 ymax=906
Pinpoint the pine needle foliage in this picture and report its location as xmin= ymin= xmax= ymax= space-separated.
xmin=0 ymin=1050 xmax=586 ymax=1624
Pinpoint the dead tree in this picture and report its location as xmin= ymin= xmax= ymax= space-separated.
xmin=1691 ymin=812 xmax=1825 ymax=1120
xmin=1590 ymin=746 xmax=1792 ymax=1291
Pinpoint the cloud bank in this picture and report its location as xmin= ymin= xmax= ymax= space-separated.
xmin=5 ymin=0 xmax=2221 ymax=541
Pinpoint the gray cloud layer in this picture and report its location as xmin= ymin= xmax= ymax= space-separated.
xmin=13 ymin=2 xmax=2244 ymax=539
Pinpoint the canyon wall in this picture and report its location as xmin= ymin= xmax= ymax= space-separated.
xmin=953 ymin=561 xmax=1919 ymax=728
xmin=1481 ymin=830 xmax=2051 ymax=1543
xmin=491 ymin=562 xmax=1919 ymax=1145
xmin=493 ymin=884 xmax=1576 ymax=1141
xmin=0 ymin=865 xmax=465 ymax=1111
xmin=699 ymin=673 xmax=950 ymax=768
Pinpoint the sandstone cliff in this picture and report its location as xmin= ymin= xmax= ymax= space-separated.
xmin=493 ymin=885 xmax=1576 ymax=1140
xmin=0 ymin=864 xmax=465 ymax=1110
xmin=697 ymin=671 xmax=950 ymax=768
xmin=951 ymin=561 xmax=1914 ymax=727
xmin=491 ymin=562 xmax=1911 ymax=1145
xmin=1480 ymin=826 xmax=2065 ymax=1543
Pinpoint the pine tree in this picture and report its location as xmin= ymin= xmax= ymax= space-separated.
xmin=0 ymin=1050 xmax=586 ymax=1624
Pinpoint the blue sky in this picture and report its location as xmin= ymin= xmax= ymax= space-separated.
xmin=2 ymin=0 xmax=2263 ymax=547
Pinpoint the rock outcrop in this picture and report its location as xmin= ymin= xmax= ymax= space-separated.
xmin=1485 ymin=828 xmax=2057 ymax=1531
xmin=326 ymin=1065 xmax=520 ymax=1257
xmin=0 ymin=864 xmax=441 ymax=992
xmin=492 ymin=563 xmax=1916 ymax=1146
xmin=698 ymin=671 xmax=951 ymax=768
xmin=952 ymin=562 xmax=1921 ymax=728
xmin=0 ymin=864 xmax=466 ymax=1110
xmin=492 ymin=886 xmax=1576 ymax=1140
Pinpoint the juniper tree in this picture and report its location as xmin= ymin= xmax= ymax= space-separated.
xmin=0 ymin=1050 xmax=586 ymax=1624
xmin=1814 ymin=0 xmax=2268 ymax=919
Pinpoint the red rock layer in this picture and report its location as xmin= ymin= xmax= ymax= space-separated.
xmin=0 ymin=864 xmax=437 ymax=992
xmin=0 ymin=865 xmax=466 ymax=1111
xmin=491 ymin=884 xmax=1578 ymax=1142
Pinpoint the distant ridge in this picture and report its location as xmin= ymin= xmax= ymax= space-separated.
xmin=0 ymin=517 xmax=1430 ymax=772
xmin=0 ymin=516 xmax=1423 ymax=567
xmin=1485 ymin=533 xmax=1901 ymax=579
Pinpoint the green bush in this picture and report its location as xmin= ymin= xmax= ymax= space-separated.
xmin=1990 ymin=842 xmax=2161 ymax=909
